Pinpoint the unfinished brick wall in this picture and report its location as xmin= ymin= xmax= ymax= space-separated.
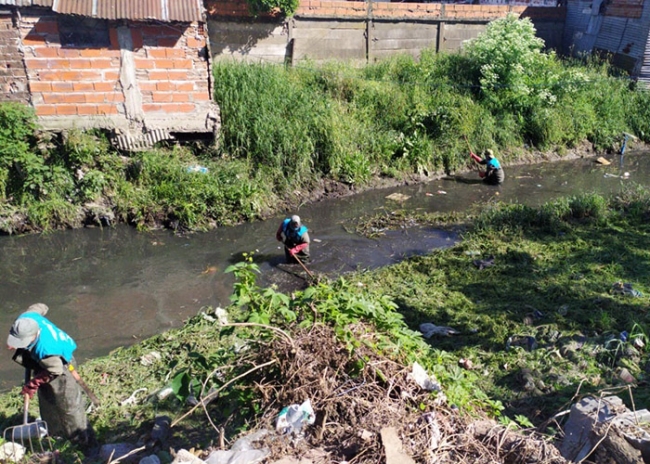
xmin=18 ymin=12 xmax=213 ymax=133
xmin=0 ymin=13 xmax=30 ymax=104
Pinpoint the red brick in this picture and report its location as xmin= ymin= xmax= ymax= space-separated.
xmin=135 ymin=59 xmax=156 ymax=69
xmin=90 ymin=59 xmax=114 ymax=69
xmin=154 ymin=59 xmax=174 ymax=69
xmin=106 ymin=93 xmax=124 ymax=103
xmin=166 ymin=49 xmax=186 ymax=58
xmin=152 ymin=92 xmax=173 ymax=102
xmin=191 ymin=92 xmax=211 ymax=102
xmin=73 ymin=82 xmax=95 ymax=91
xmin=173 ymin=59 xmax=194 ymax=69
xmin=79 ymin=49 xmax=119 ymax=58
xmin=139 ymin=82 xmax=157 ymax=91
xmin=51 ymin=82 xmax=73 ymax=92
xmin=148 ymin=49 xmax=167 ymax=59
xmin=77 ymin=105 xmax=98 ymax=115
xmin=176 ymin=82 xmax=195 ymax=92
xmin=143 ymin=103 xmax=162 ymax=112
xmin=23 ymin=35 xmax=46 ymax=46
xmin=97 ymin=104 xmax=118 ymax=114
xmin=29 ymin=82 xmax=51 ymax=92
xmin=56 ymin=105 xmax=78 ymax=115
xmin=148 ymin=70 xmax=168 ymax=80
xmin=156 ymin=82 xmax=172 ymax=91
xmin=32 ymin=47 xmax=59 ymax=58
xmin=84 ymin=93 xmax=106 ymax=103
xmin=94 ymin=82 xmax=116 ymax=91
xmin=103 ymin=71 xmax=119 ymax=80
xmin=67 ymin=59 xmax=91 ymax=69
xmin=35 ymin=104 xmax=56 ymax=116
xmin=58 ymin=48 xmax=81 ymax=58
xmin=167 ymin=70 xmax=189 ymax=80
xmin=171 ymin=93 xmax=190 ymax=102
xmin=186 ymin=37 xmax=205 ymax=48
xmin=43 ymin=93 xmax=85 ymax=104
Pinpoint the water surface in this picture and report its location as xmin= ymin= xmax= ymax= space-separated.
xmin=0 ymin=151 xmax=643 ymax=389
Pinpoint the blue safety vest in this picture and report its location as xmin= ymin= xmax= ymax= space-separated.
xmin=487 ymin=158 xmax=501 ymax=170
xmin=282 ymin=218 xmax=307 ymax=242
xmin=20 ymin=313 xmax=76 ymax=363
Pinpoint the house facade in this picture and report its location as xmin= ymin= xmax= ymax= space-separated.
xmin=0 ymin=0 xmax=219 ymax=150
xmin=563 ymin=0 xmax=650 ymax=84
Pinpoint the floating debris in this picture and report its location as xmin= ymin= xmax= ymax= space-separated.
xmin=385 ymin=193 xmax=411 ymax=202
xmin=595 ymin=157 xmax=611 ymax=165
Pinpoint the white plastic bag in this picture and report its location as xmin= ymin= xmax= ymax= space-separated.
xmin=275 ymin=399 xmax=316 ymax=435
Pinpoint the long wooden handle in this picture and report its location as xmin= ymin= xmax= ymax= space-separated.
xmin=23 ymin=393 xmax=30 ymax=425
xmin=68 ymin=365 xmax=100 ymax=406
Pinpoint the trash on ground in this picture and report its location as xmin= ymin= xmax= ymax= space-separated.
xmin=205 ymin=429 xmax=269 ymax=464
xmin=506 ymin=335 xmax=537 ymax=352
xmin=472 ymin=256 xmax=495 ymax=270
xmin=612 ymin=281 xmax=642 ymax=297
xmin=419 ymin=323 xmax=459 ymax=338
xmin=312 ymin=238 xmax=322 ymax=242
xmin=437 ymin=190 xmax=447 ymax=195
xmin=385 ymin=193 xmax=410 ymax=202
xmin=121 ymin=387 xmax=148 ymax=406
xmin=458 ymin=358 xmax=474 ymax=370
xmin=595 ymin=157 xmax=611 ymax=165
xmin=464 ymin=250 xmax=480 ymax=256
xmin=409 ymin=362 xmax=442 ymax=392
xmin=275 ymin=400 xmax=315 ymax=436
xmin=140 ymin=351 xmax=162 ymax=366
xmin=172 ymin=449 xmax=206 ymax=464
xmin=187 ymin=165 xmax=209 ymax=174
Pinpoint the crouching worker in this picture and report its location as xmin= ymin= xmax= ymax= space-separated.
xmin=276 ymin=215 xmax=310 ymax=264
xmin=470 ymin=149 xmax=505 ymax=185
xmin=6 ymin=303 xmax=95 ymax=448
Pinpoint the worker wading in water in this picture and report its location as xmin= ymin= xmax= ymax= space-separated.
xmin=276 ymin=215 xmax=310 ymax=264
xmin=470 ymin=149 xmax=505 ymax=185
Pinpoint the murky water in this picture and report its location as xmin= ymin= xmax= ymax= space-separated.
xmin=0 ymin=151 xmax=644 ymax=389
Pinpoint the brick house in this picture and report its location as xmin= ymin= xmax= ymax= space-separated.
xmin=0 ymin=0 xmax=219 ymax=150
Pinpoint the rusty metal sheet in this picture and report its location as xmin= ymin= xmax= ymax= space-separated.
xmin=52 ymin=0 xmax=202 ymax=22
xmin=0 ymin=0 xmax=53 ymax=6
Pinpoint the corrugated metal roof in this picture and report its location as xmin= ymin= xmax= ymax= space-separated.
xmin=51 ymin=0 xmax=203 ymax=22
xmin=0 ymin=0 xmax=52 ymax=6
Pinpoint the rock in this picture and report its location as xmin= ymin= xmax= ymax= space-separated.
xmin=380 ymin=427 xmax=416 ymax=464
xmin=172 ymin=449 xmax=206 ymax=464
xmin=0 ymin=442 xmax=25 ymax=462
xmin=140 ymin=455 xmax=161 ymax=464
xmin=560 ymin=396 xmax=650 ymax=464
xmin=100 ymin=443 xmax=139 ymax=462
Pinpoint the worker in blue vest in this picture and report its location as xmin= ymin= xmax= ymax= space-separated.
xmin=7 ymin=303 xmax=95 ymax=447
xmin=276 ymin=215 xmax=310 ymax=264
xmin=470 ymin=149 xmax=505 ymax=185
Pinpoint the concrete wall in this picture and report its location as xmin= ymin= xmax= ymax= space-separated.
xmin=206 ymin=0 xmax=566 ymax=65
xmin=0 ymin=10 xmax=30 ymax=104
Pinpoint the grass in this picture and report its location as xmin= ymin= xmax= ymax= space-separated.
xmin=2 ymin=189 xmax=650 ymax=461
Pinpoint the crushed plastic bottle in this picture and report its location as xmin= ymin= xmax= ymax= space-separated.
xmin=275 ymin=399 xmax=315 ymax=437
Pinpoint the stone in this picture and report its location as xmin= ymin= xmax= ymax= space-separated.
xmin=380 ymin=427 xmax=416 ymax=464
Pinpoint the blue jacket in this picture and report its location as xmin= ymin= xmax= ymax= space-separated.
xmin=20 ymin=312 xmax=76 ymax=363
xmin=282 ymin=218 xmax=308 ymax=242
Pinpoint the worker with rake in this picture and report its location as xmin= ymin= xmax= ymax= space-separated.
xmin=6 ymin=303 xmax=95 ymax=448
xmin=276 ymin=214 xmax=310 ymax=264
xmin=470 ymin=149 xmax=505 ymax=185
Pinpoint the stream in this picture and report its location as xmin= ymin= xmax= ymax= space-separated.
xmin=0 ymin=151 xmax=645 ymax=390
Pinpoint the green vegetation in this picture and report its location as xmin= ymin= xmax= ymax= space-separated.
xmin=3 ymin=188 xmax=650 ymax=461
xmin=1 ymin=15 xmax=649 ymax=235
